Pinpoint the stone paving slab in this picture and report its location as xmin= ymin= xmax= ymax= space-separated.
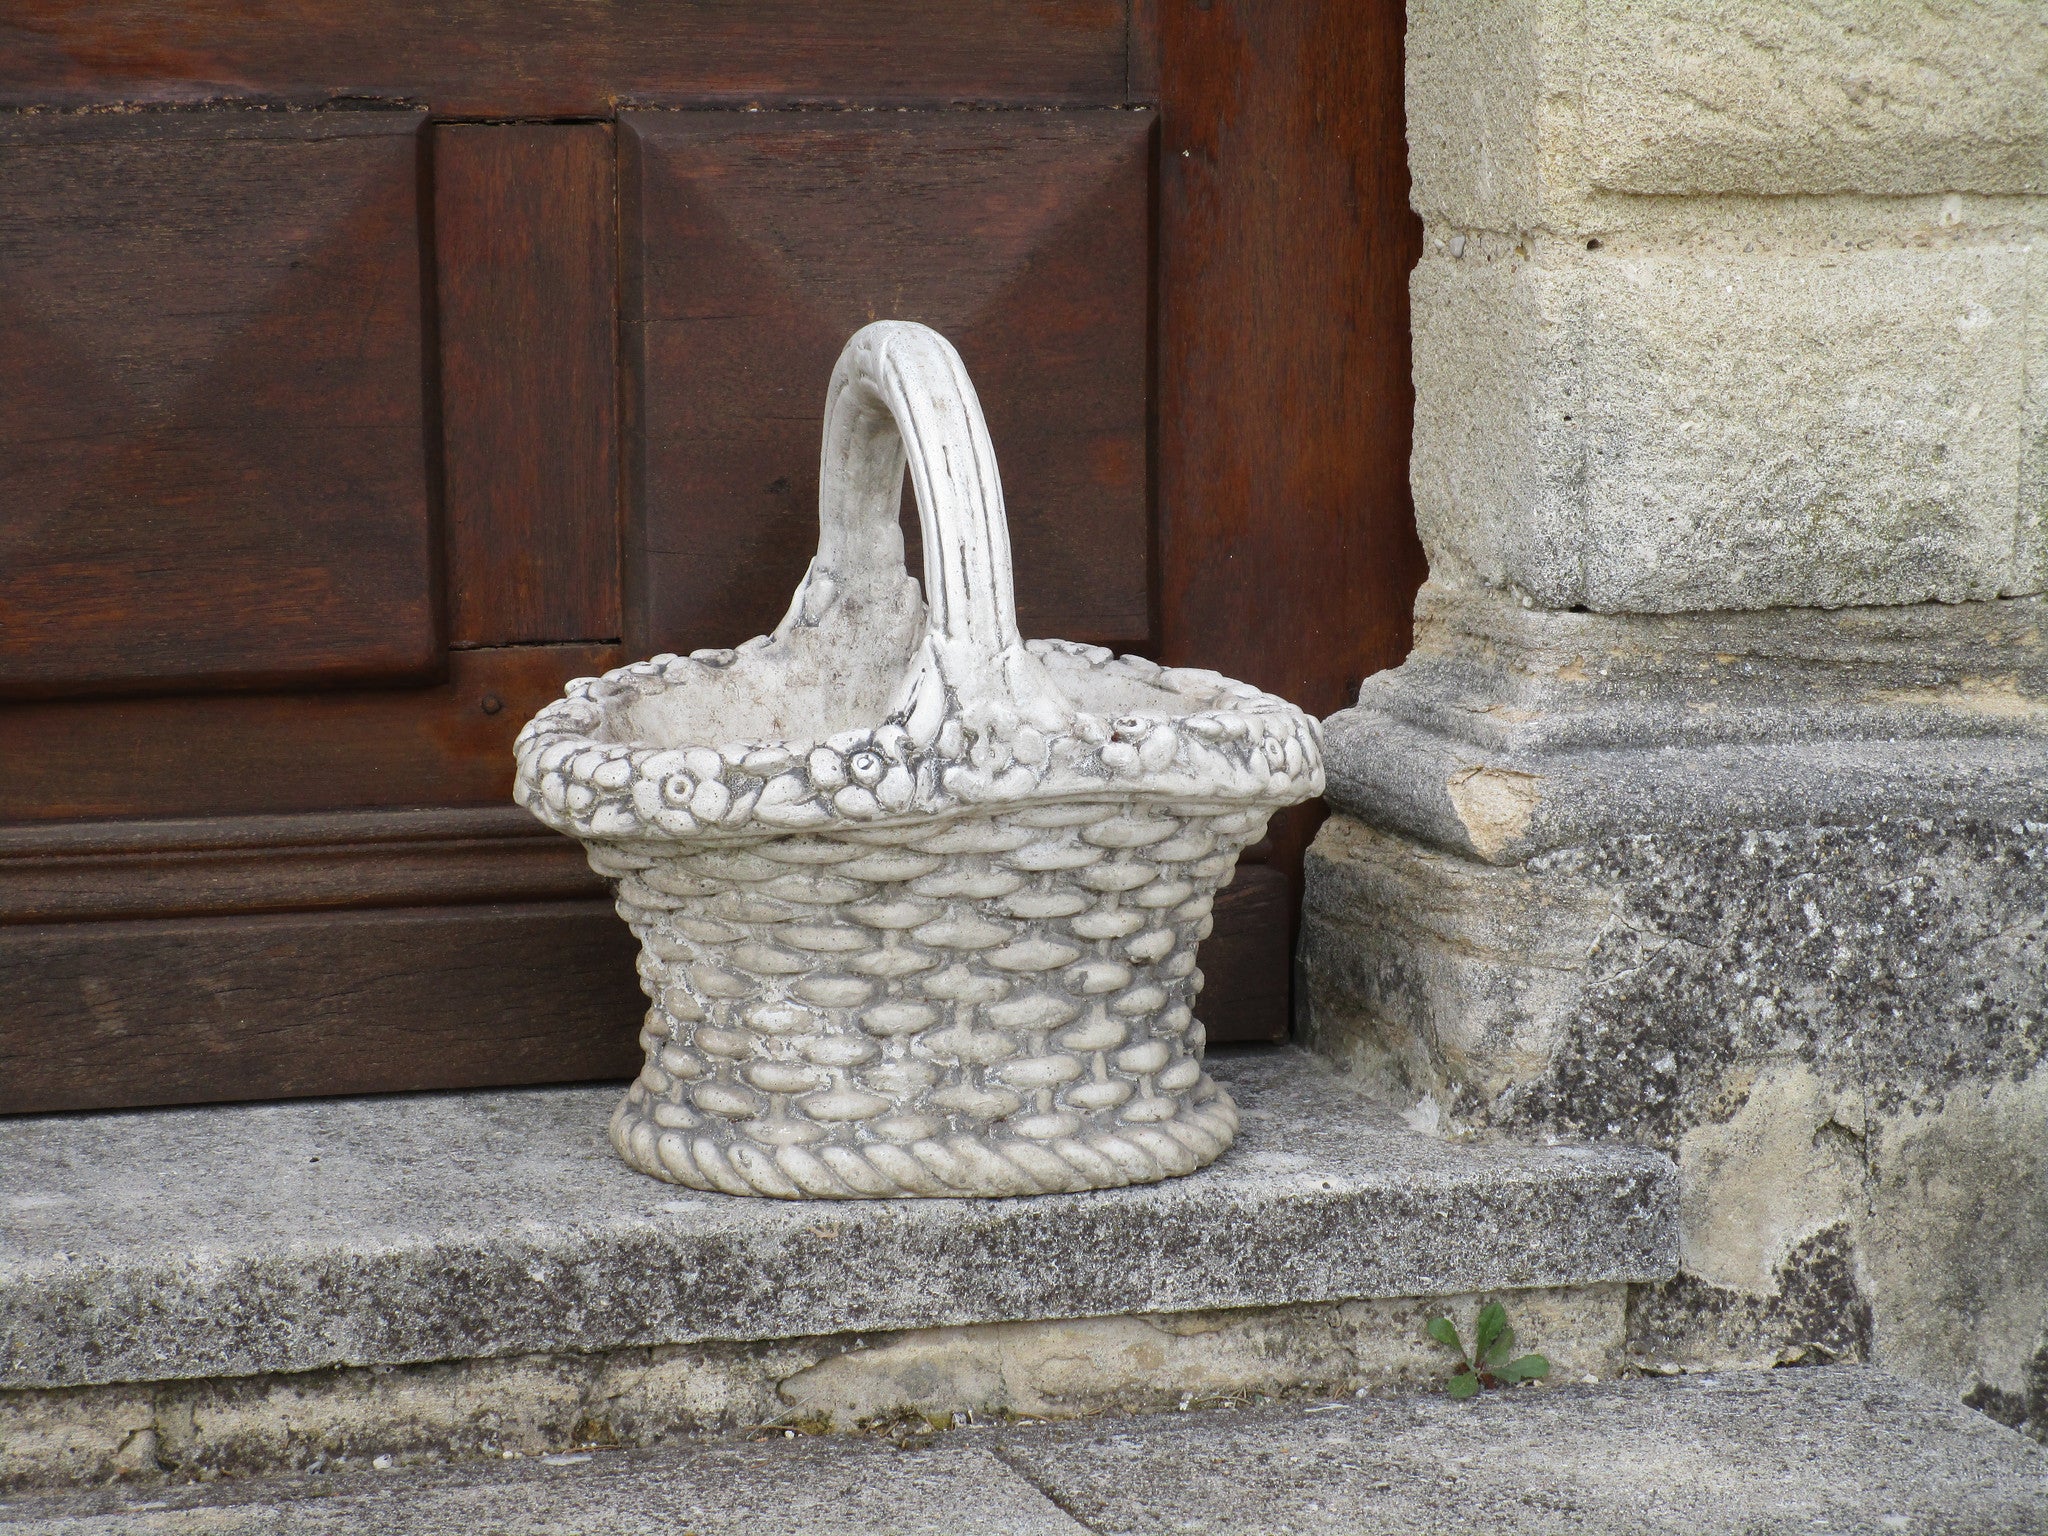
xmin=0 ymin=1439 xmax=1085 ymax=1536
xmin=0 ymin=1049 xmax=1674 ymax=1390
xmin=2 ymin=1368 xmax=2041 ymax=1534
xmin=995 ymin=1365 xmax=2048 ymax=1535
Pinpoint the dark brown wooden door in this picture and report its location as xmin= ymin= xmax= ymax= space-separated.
xmin=0 ymin=1 xmax=1420 ymax=1114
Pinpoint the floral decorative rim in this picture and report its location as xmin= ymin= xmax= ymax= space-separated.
xmin=513 ymin=638 xmax=1325 ymax=847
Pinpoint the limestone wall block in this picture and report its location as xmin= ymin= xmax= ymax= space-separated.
xmin=1413 ymin=235 xmax=2043 ymax=611
xmin=1581 ymin=1 xmax=2048 ymax=199
xmin=1406 ymin=0 xmax=1556 ymax=234
xmin=1410 ymin=0 xmax=2048 ymax=232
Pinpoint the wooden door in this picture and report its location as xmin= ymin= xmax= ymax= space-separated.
xmin=0 ymin=1 xmax=1420 ymax=1114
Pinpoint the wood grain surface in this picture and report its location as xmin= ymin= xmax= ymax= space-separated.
xmin=1128 ymin=0 xmax=1161 ymax=102
xmin=1158 ymin=0 xmax=1422 ymax=724
xmin=436 ymin=124 xmax=622 ymax=646
xmin=0 ymin=0 xmax=1419 ymax=1102
xmin=1156 ymin=0 xmax=1425 ymax=997
xmin=0 ymin=107 xmax=439 ymax=698
xmin=0 ymin=644 xmax=619 ymax=823
xmin=620 ymin=109 xmax=1154 ymax=659
xmin=0 ymin=901 xmax=648 ymax=1114
xmin=1190 ymin=864 xmax=1292 ymax=1046
xmin=0 ymin=1 xmax=1132 ymax=117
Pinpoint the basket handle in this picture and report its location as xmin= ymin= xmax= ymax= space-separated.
xmin=813 ymin=321 xmax=1069 ymax=740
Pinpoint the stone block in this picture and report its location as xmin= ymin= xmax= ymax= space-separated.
xmin=0 ymin=1048 xmax=1673 ymax=1394
xmin=1324 ymin=584 xmax=2048 ymax=865
xmin=1409 ymin=0 xmax=2048 ymax=230
xmin=997 ymin=1369 xmax=2048 ymax=1536
xmin=774 ymin=1286 xmax=1625 ymax=1430
xmin=1866 ymin=1073 xmax=2048 ymax=1437
xmin=1578 ymin=1 xmax=2048 ymax=199
xmin=1304 ymin=809 xmax=2048 ymax=1404
xmin=2027 ymin=253 xmax=2048 ymax=595
xmin=1 ymin=1436 xmax=1092 ymax=1536
xmin=1405 ymin=0 xmax=1554 ymax=234
xmin=1411 ymin=239 xmax=2041 ymax=611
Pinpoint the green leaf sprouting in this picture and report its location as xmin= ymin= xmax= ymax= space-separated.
xmin=1425 ymin=1304 xmax=1551 ymax=1400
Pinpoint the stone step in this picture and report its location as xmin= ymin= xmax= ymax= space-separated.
xmin=2 ymin=1048 xmax=1673 ymax=1391
xmin=4 ymin=1367 xmax=2043 ymax=1534
xmin=2 ymin=1048 xmax=1674 ymax=1486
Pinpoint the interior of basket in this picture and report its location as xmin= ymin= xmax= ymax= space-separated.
xmin=613 ymin=566 xmax=1221 ymax=757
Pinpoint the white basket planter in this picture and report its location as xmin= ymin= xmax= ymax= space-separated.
xmin=515 ymin=322 xmax=1322 ymax=1198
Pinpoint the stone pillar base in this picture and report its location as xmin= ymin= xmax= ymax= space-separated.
xmin=1303 ymin=584 xmax=2048 ymax=1432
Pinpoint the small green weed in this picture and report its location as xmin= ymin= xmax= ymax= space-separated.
xmin=1426 ymin=1301 xmax=1551 ymax=1399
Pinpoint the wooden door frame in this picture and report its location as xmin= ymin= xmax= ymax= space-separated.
xmin=1156 ymin=0 xmax=1425 ymax=1014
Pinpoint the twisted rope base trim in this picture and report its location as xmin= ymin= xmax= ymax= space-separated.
xmin=610 ymin=1080 xmax=1239 ymax=1199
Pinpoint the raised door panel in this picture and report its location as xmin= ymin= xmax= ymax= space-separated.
xmin=0 ymin=108 xmax=439 ymax=698
xmin=620 ymin=109 xmax=1153 ymax=658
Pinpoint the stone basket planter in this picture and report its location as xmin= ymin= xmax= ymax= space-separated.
xmin=516 ymin=322 xmax=1322 ymax=1198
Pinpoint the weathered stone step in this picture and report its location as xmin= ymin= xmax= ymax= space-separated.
xmin=2 ymin=1048 xmax=1674 ymax=1487
xmin=4 ymin=1367 xmax=2043 ymax=1534
xmin=2 ymin=1049 xmax=1671 ymax=1393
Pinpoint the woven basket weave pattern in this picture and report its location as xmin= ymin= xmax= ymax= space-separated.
xmin=599 ymin=796 xmax=1261 ymax=1198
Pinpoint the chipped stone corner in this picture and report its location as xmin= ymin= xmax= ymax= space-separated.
xmin=1444 ymin=765 xmax=1542 ymax=862
xmin=1629 ymin=1225 xmax=1872 ymax=1377
xmin=1299 ymin=814 xmax=1610 ymax=1114
xmin=0 ymin=1288 xmax=1631 ymax=1493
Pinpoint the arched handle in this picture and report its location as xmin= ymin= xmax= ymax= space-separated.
xmin=812 ymin=322 xmax=1068 ymax=738
xmin=817 ymin=322 xmax=1021 ymax=664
